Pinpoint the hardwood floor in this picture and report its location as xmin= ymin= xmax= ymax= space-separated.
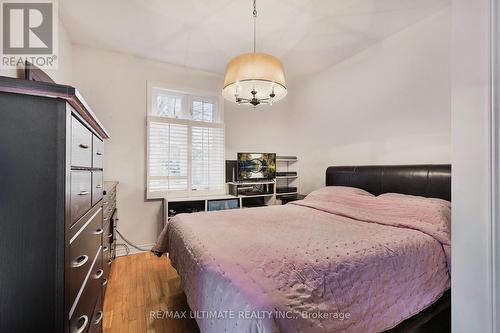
xmin=103 ymin=252 xmax=200 ymax=333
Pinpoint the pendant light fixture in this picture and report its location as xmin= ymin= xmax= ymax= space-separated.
xmin=222 ymin=0 xmax=287 ymax=106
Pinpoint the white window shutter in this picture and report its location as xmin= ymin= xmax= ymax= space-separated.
xmin=191 ymin=126 xmax=225 ymax=192
xmin=148 ymin=121 xmax=188 ymax=193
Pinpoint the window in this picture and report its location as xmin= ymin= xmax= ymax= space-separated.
xmin=147 ymin=85 xmax=225 ymax=199
xmin=155 ymin=94 xmax=182 ymax=118
xmin=192 ymin=99 xmax=214 ymax=122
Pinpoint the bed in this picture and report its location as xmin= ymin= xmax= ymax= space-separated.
xmin=153 ymin=164 xmax=451 ymax=333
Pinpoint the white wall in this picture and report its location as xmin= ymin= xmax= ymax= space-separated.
xmin=71 ymin=45 xmax=227 ymax=249
xmin=0 ymin=20 xmax=74 ymax=85
xmin=451 ymin=0 xmax=494 ymax=331
xmin=288 ymin=8 xmax=451 ymax=194
xmin=224 ymin=99 xmax=294 ymax=160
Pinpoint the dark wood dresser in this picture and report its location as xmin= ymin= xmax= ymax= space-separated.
xmin=0 ymin=76 xmax=109 ymax=333
xmin=102 ymin=181 xmax=118 ymax=292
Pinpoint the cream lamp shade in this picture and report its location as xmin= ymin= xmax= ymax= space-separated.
xmin=222 ymin=0 xmax=287 ymax=106
xmin=222 ymin=52 xmax=286 ymax=106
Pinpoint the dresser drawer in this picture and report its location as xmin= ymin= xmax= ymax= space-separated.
xmin=102 ymin=237 xmax=110 ymax=265
xmin=69 ymin=207 xmax=103 ymax=306
xmin=71 ymin=116 xmax=92 ymax=168
xmin=88 ymin=292 xmax=103 ymax=333
xmin=102 ymin=219 xmax=111 ymax=257
xmin=106 ymin=222 xmax=114 ymax=246
xmin=92 ymin=135 xmax=104 ymax=169
xmin=103 ymin=202 xmax=115 ymax=221
xmin=102 ymin=244 xmax=113 ymax=288
xmin=71 ymin=171 xmax=92 ymax=224
xmin=103 ymin=210 xmax=111 ymax=226
xmin=92 ymin=171 xmax=103 ymax=206
xmin=102 ymin=258 xmax=110 ymax=294
xmin=103 ymin=187 xmax=116 ymax=205
xmin=69 ymin=246 xmax=102 ymax=333
xmin=102 ymin=193 xmax=114 ymax=219
xmin=104 ymin=231 xmax=114 ymax=272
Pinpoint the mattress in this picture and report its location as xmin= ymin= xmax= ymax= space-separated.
xmin=153 ymin=192 xmax=450 ymax=333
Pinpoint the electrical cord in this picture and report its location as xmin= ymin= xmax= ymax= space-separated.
xmin=114 ymin=243 xmax=130 ymax=256
xmin=116 ymin=229 xmax=151 ymax=252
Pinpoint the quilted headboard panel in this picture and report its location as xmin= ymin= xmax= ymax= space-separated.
xmin=325 ymin=164 xmax=451 ymax=201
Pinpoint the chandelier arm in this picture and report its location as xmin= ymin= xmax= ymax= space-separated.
xmin=235 ymin=97 xmax=271 ymax=102
xmin=238 ymin=101 xmax=270 ymax=105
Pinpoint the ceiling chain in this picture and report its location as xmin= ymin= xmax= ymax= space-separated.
xmin=253 ymin=0 xmax=257 ymax=53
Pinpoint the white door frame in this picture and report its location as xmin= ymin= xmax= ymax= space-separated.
xmin=492 ymin=0 xmax=500 ymax=331
xmin=451 ymin=0 xmax=496 ymax=331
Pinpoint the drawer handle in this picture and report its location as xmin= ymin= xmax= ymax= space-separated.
xmin=96 ymin=184 xmax=103 ymax=189
xmin=72 ymin=255 xmax=89 ymax=268
xmin=96 ymin=152 xmax=103 ymax=156
xmin=94 ymin=228 xmax=104 ymax=235
xmin=107 ymin=233 xmax=113 ymax=238
xmin=75 ymin=315 xmax=88 ymax=333
xmin=103 ymin=201 xmax=108 ymax=205
xmin=104 ymin=217 xmax=109 ymax=222
xmin=103 ymin=246 xmax=108 ymax=252
xmin=78 ymin=190 xmax=89 ymax=196
xmin=79 ymin=144 xmax=89 ymax=149
xmin=107 ymin=259 xmax=113 ymax=265
xmin=94 ymin=311 xmax=103 ymax=325
xmin=102 ymin=278 xmax=108 ymax=286
xmin=95 ymin=269 xmax=104 ymax=279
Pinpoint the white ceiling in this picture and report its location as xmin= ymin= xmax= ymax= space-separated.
xmin=60 ymin=0 xmax=450 ymax=80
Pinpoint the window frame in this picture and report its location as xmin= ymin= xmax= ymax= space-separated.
xmin=146 ymin=81 xmax=225 ymax=200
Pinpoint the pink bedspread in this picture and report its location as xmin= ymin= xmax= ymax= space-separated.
xmin=153 ymin=190 xmax=450 ymax=333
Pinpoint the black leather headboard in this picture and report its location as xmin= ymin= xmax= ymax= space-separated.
xmin=325 ymin=164 xmax=451 ymax=201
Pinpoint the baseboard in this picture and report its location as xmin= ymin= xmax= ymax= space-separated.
xmin=114 ymin=243 xmax=155 ymax=257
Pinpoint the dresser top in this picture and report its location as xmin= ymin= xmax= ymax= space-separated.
xmin=0 ymin=76 xmax=109 ymax=139
xmin=104 ymin=181 xmax=119 ymax=192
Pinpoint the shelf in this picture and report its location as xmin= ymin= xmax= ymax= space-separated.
xmin=166 ymin=194 xmax=237 ymax=202
xmin=239 ymin=193 xmax=274 ymax=198
xmin=276 ymin=155 xmax=299 ymax=196
xmin=276 ymin=192 xmax=298 ymax=196
xmin=227 ymin=180 xmax=275 ymax=185
xmin=277 ymin=159 xmax=298 ymax=162
xmin=242 ymin=205 xmax=269 ymax=209
xmin=276 ymin=155 xmax=297 ymax=160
